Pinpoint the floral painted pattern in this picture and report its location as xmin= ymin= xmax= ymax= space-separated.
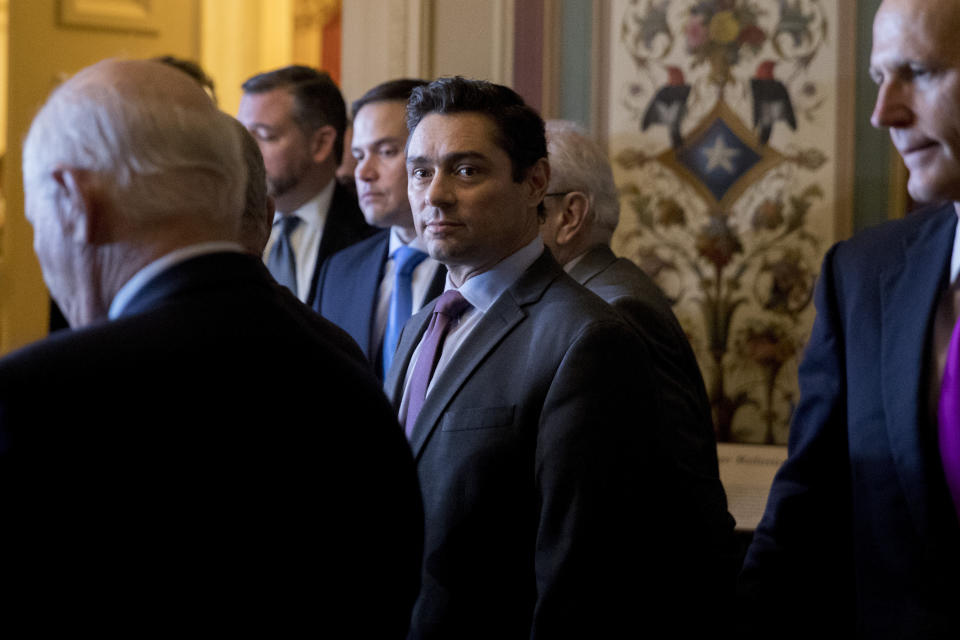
xmin=611 ymin=0 xmax=834 ymax=444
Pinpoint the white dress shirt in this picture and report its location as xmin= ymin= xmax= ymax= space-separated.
xmin=262 ymin=180 xmax=335 ymax=303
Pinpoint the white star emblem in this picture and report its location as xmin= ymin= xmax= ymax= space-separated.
xmin=701 ymin=135 xmax=740 ymax=174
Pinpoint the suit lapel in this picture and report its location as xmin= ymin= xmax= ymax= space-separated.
xmin=880 ymin=203 xmax=956 ymax=537
xmin=422 ymin=264 xmax=447 ymax=307
xmin=307 ymin=182 xmax=373 ymax=306
xmin=384 ymin=305 xmax=431 ymax=410
xmin=406 ymin=297 xmax=526 ymax=459
xmin=406 ymin=251 xmax=562 ymax=459
xmin=350 ymin=235 xmax=389 ymax=357
xmin=566 ymin=245 xmax=618 ymax=287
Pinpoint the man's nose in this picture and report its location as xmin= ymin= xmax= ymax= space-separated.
xmin=425 ymin=173 xmax=454 ymax=208
xmin=871 ymin=79 xmax=914 ymax=130
xmin=356 ymin=155 xmax=377 ymax=182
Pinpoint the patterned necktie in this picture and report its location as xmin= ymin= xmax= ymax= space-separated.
xmin=266 ymin=215 xmax=301 ymax=296
xmin=383 ymin=246 xmax=429 ymax=379
xmin=939 ymin=314 xmax=960 ymax=520
xmin=403 ymin=290 xmax=472 ymax=438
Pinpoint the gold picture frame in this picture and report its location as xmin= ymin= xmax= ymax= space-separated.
xmin=59 ymin=0 xmax=158 ymax=34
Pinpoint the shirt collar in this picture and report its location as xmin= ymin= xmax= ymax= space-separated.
xmin=273 ymin=178 xmax=336 ymax=226
xmin=951 ymin=209 xmax=960 ymax=285
xmin=562 ymin=249 xmax=589 ymax=274
xmin=108 ymin=241 xmax=245 ymax=319
xmin=452 ymin=235 xmax=544 ymax=314
xmin=388 ymin=226 xmax=428 ymax=256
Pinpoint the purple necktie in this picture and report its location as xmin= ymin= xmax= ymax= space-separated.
xmin=403 ymin=290 xmax=472 ymax=438
xmin=938 ymin=315 xmax=960 ymax=520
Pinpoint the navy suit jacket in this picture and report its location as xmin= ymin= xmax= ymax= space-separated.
xmin=0 ymin=252 xmax=421 ymax=636
xmin=315 ymin=229 xmax=445 ymax=373
xmin=569 ymin=245 xmax=738 ymax=627
xmin=302 ymin=180 xmax=376 ymax=307
xmin=739 ymin=203 xmax=960 ymax=638
xmin=385 ymin=249 xmax=687 ymax=639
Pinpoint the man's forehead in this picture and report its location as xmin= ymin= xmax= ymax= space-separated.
xmin=408 ymin=112 xmax=499 ymax=157
xmin=239 ymin=88 xmax=295 ymax=119
xmin=873 ymin=0 xmax=960 ymax=63
xmin=353 ymin=100 xmax=408 ymax=141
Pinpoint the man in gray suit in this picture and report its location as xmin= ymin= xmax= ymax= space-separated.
xmin=386 ymin=77 xmax=680 ymax=639
xmin=542 ymin=119 xmax=739 ymax=630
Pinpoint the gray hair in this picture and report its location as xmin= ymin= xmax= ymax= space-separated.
xmin=23 ymin=60 xmax=245 ymax=230
xmin=544 ymin=120 xmax=620 ymax=243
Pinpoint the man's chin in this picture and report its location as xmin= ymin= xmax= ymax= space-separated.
xmin=907 ymin=173 xmax=960 ymax=205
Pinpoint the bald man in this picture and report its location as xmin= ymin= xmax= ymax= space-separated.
xmin=0 ymin=59 xmax=421 ymax=635
xmin=739 ymin=1 xmax=960 ymax=636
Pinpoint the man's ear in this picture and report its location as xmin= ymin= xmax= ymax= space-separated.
xmin=51 ymin=167 xmax=105 ymax=243
xmin=555 ymin=191 xmax=591 ymax=246
xmin=524 ymin=157 xmax=550 ymax=206
xmin=309 ymin=124 xmax=338 ymax=164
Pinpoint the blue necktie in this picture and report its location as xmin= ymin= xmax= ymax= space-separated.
xmin=266 ymin=215 xmax=301 ymax=296
xmin=383 ymin=246 xmax=428 ymax=378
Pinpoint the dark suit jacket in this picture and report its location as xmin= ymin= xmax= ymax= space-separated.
xmin=385 ymin=249 xmax=677 ymax=639
xmin=739 ymin=202 xmax=960 ymax=638
xmin=315 ymin=229 xmax=446 ymax=374
xmin=0 ymin=252 xmax=421 ymax=636
xmin=303 ymin=180 xmax=376 ymax=307
xmin=569 ymin=244 xmax=738 ymax=627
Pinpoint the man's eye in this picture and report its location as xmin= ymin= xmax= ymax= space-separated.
xmin=456 ymin=166 xmax=477 ymax=177
xmin=352 ymin=150 xmax=364 ymax=161
xmin=411 ymin=168 xmax=431 ymax=179
xmin=380 ymin=146 xmax=399 ymax=157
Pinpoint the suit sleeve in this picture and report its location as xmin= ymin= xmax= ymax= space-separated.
xmin=737 ymin=243 xmax=856 ymax=636
xmin=530 ymin=319 xmax=675 ymax=637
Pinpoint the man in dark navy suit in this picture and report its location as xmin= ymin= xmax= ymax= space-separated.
xmin=0 ymin=58 xmax=420 ymax=636
xmin=238 ymin=65 xmax=374 ymax=306
xmin=315 ymin=79 xmax=445 ymax=377
xmin=739 ymin=1 xmax=960 ymax=636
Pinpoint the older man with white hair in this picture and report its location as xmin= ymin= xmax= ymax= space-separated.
xmin=0 ymin=59 xmax=421 ymax=635
xmin=542 ymin=119 xmax=738 ymax=633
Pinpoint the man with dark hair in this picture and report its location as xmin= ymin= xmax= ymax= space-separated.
xmin=154 ymin=54 xmax=218 ymax=103
xmin=315 ymin=79 xmax=445 ymax=377
xmin=238 ymin=65 xmax=373 ymax=305
xmin=385 ymin=76 xmax=674 ymax=638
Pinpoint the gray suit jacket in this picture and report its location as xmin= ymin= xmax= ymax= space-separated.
xmin=569 ymin=245 xmax=738 ymax=632
xmin=385 ymin=249 xmax=675 ymax=639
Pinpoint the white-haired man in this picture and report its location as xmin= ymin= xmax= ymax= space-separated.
xmin=0 ymin=59 xmax=421 ymax=635
xmin=542 ymin=119 xmax=738 ymax=633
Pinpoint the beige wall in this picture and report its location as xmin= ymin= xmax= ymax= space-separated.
xmin=201 ymin=0 xmax=293 ymax=117
xmin=341 ymin=0 xmax=513 ymax=106
xmin=1 ymin=0 xmax=201 ymax=354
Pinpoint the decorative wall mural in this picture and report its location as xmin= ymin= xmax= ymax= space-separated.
xmin=607 ymin=0 xmax=843 ymax=444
